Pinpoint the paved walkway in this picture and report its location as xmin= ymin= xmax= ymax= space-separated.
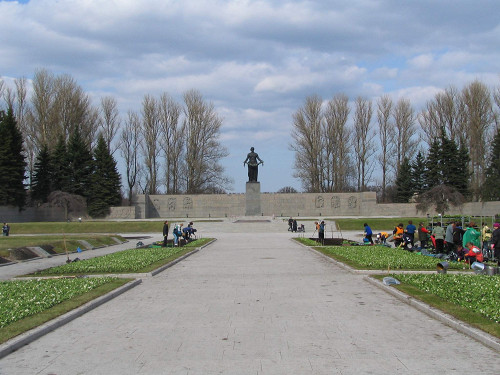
xmin=1 ymin=220 xmax=500 ymax=374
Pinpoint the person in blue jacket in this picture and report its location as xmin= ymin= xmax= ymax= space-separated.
xmin=364 ymin=223 xmax=373 ymax=245
xmin=405 ymin=220 xmax=417 ymax=246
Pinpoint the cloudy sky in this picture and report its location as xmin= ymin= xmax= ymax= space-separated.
xmin=1 ymin=0 xmax=499 ymax=193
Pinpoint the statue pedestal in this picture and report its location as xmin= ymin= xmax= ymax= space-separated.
xmin=245 ymin=182 xmax=261 ymax=216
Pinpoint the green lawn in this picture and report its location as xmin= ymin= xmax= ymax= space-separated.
xmin=3 ymin=220 xmax=221 ymax=235
xmin=28 ymin=238 xmax=213 ymax=276
xmin=374 ymin=274 xmax=500 ymax=338
xmin=0 ymin=277 xmax=131 ymax=344
xmin=297 ymin=240 xmax=466 ymax=270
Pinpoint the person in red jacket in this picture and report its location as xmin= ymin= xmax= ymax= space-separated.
xmin=465 ymin=241 xmax=483 ymax=265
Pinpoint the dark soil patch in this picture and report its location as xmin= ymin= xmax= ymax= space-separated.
xmin=308 ymin=238 xmax=349 ymax=246
xmin=0 ymin=256 xmax=12 ymax=264
xmin=10 ymin=247 xmax=38 ymax=261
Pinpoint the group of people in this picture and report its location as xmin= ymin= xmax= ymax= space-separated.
xmin=429 ymin=221 xmax=500 ymax=265
xmin=2 ymin=222 xmax=9 ymax=236
xmin=287 ymin=217 xmax=305 ymax=232
xmin=392 ymin=219 xmax=500 ymax=265
xmin=162 ymin=220 xmax=197 ymax=247
xmin=363 ymin=219 xmax=500 ymax=266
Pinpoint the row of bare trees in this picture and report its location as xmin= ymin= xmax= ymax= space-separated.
xmin=1 ymin=70 xmax=231 ymax=205
xmin=291 ymin=80 xmax=499 ymax=201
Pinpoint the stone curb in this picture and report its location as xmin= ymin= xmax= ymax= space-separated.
xmin=296 ymin=239 xmax=500 ymax=353
xmin=365 ymin=276 xmax=500 ymax=353
xmin=0 ymin=279 xmax=142 ymax=360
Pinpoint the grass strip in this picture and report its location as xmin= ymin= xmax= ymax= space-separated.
xmin=0 ymin=235 xmax=126 ymax=258
xmin=373 ymin=274 xmax=500 ymax=338
xmin=0 ymin=278 xmax=130 ymax=344
xmin=4 ymin=221 xmax=221 ymax=235
xmin=28 ymin=238 xmax=213 ymax=276
xmin=304 ymin=243 xmax=466 ymax=270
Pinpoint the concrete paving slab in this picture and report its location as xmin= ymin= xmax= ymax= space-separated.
xmin=1 ymin=228 xmax=499 ymax=374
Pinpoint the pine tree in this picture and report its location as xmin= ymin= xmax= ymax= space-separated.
xmin=424 ymin=139 xmax=442 ymax=189
xmin=31 ymin=144 xmax=53 ymax=203
xmin=482 ymin=127 xmax=500 ymax=200
xmin=411 ymin=151 xmax=426 ymax=195
xmin=0 ymin=108 xmax=27 ymax=209
xmin=88 ymin=134 xmax=122 ymax=217
xmin=66 ymin=127 xmax=93 ymax=197
xmin=51 ymin=135 xmax=71 ymax=192
xmin=394 ymin=157 xmax=414 ymax=203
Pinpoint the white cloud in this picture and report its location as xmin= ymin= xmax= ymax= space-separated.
xmin=1 ymin=0 xmax=500 ymax=192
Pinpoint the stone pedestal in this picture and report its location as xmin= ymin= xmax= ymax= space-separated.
xmin=245 ymin=182 xmax=261 ymax=216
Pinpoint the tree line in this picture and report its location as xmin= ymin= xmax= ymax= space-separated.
xmin=0 ymin=69 xmax=230 ymax=216
xmin=290 ymin=80 xmax=500 ymax=207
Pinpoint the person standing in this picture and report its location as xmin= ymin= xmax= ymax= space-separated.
xmin=417 ymin=222 xmax=430 ymax=248
xmin=364 ymin=223 xmax=374 ymax=245
xmin=405 ymin=220 xmax=417 ymax=246
xmin=319 ymin=221 xmax=325 ymax=241
xmin=445 ymin=221 xmax=456 ymax=254
xmin=162 ymin=220 xmax=169 ymax=247
xmin=173 ymin=223 xmax=183 ymax=246
xmin=490 ymin=222 xmax=500 ymax=265
xmin=481 ymin=222 xmax=492 ymax=254
xmin=432 ymin=222 xmax=445 ymax=253
xmin=2 ymin=223 xmax=9 ymax=236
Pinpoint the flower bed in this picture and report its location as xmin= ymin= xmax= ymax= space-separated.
xmin=0 ymin=277 xmax=116 ymax=328
xmin=394 ymin=274 xmax=500 ymax=323
xmin=31 ymin=246 xmax=194 ymax=276
xmin=318 ymin=245 xmax=465 ymax=270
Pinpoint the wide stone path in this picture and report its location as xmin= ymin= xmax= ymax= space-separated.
xmin=1 ymin=230 xmax=500 ymax=374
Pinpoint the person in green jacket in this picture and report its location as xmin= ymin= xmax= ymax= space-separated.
xmin=462 ymin=222 xmax=480 ymax=248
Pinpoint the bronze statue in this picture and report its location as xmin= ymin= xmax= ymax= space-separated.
xmin=243 ymin=147 xmax=263 ymax=182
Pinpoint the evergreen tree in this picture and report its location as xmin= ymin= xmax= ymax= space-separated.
xmin=411 ymin=151 xmax=426 ymax=195
xmin=424 ymin=139 xmax=442 ymax=189
xmin=453 ymin=143 xmax=470 ymax=198
xmin=50 ymin=135 xmax=71 ymax=192
xmin=31 ymin=144 xmax=53 ymax=203
xmin=394 ymin=157 xmax=414 ymax=203
xmin=482 ymin=127 xmax=500 ymax=200
xmin=88 ymin=134 xmax=122 ymax=217
xmin=0 ymin=108 xmax=27 ymax=209
xmin=66 ymin=127 xmax=93 ymax=197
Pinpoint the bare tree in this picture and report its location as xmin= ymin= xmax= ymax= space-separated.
xmin=100 ymin=96 xmax=120 ymax=155
xmin=26 ymin=69 xmax=99 ymax=151
xmin=353 ymin=97 xmax=374 ymax=191
xmin=0 ymin=77 xmax=4 ymax=105
xmin=26 ymin=69 xmax=56 ymax=148
xmin=493 ymin=84 xmax=500 ymax=129
xmin=140 ymin=95 xmax=161 ymax=195
xmin=418 ymin=87 xmax=463 ymax=149
xmin=182 ymin=89 xmax=230 ymax=193
xmin=120 ymin=111 xmax=142 ymax=204
xmin=461 ymin=80 xmax=495 ymax=200
xmin=391 ymin=98 xmax=417 ymax=175
xmin=324 ymin=94 xmax=352 ymax=192
xmin=158 ymin=93 xmax=183 ymax=194
xmin=290 ymin=95 xmax=323 ymax=192
xmin=377 ymin=95 xmax=394 ymax=201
